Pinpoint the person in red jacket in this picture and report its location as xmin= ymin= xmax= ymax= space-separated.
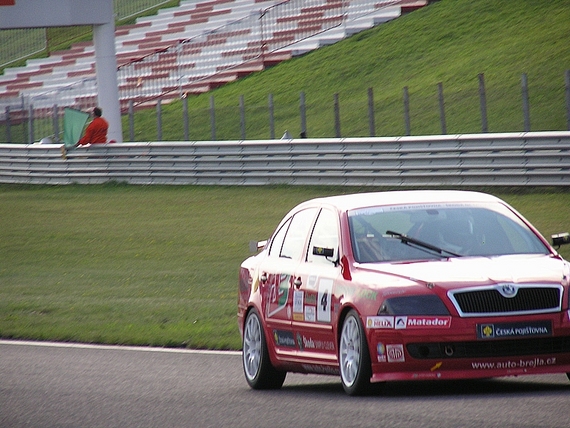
xmin=77 ymin=107 xmax=108 ymax=146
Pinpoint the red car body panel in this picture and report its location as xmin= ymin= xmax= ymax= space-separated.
xmin=238 ymin=191 xmax=570 ymax=384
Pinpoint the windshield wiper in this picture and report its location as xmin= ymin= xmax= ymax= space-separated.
xmin=385 ymin=230 xmax=461 ymax=258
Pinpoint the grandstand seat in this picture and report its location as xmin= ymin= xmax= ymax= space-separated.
xmin=0 ymin=0 xmax=425 ymax=114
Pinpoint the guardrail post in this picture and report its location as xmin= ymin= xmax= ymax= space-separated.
xmin=269 ymin=93 xmax=275 ymax=139
xmin=52 ymin=104 xmax=60 ymax=143
xmin=128 ymin=100 xmax=134 ymax=142
xmin=438 ymin=82 xmax=447 ymax=135
xmin=300 ymin=91 xmax=307 ymax=138
xmin=522 ymin=73 xmax=531 ymax=132
xmin=240 ymin=95 xmax=246 ymax=140
xmin=183 ymin=96 xmax=189 ymax=141
xmin=478 ymin=73 xmax=488 ymax=133
xmin=157 ymin=98 xmax=162 ymax=141
xmin=4 ymin=106 xmax=10 ymax=143
xmin=334 ymin=93 xmax=341 ymax=138
xmin=28 ymin=103 xmax=34 ymax=144
xmin=368 ymin=87 xmax=375 ymax=137
xmin=210 ymin=95 xmax=216 ymax=141
xmin=564 ymin=70 xmax=570 ymax=131
xmin=403 ymin=86 xmax=411 ymax=136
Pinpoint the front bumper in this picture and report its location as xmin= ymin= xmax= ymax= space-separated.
xmin=368 ymin=312 xmax=570 ymax=382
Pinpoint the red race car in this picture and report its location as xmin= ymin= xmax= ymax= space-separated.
xmin=238 ymin=190 xmax=570 ymax=395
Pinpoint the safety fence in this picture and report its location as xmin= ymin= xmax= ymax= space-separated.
xmin=1 ymin=132 xmax=569 ymax=186
xmin=5 ymin=70 xmax=570 ymax=146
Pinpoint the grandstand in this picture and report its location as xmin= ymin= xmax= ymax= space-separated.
xmin=0 ymin=0 xmax=427 ymax=122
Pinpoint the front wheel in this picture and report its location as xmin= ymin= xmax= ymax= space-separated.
xmin=339 ymin=309 xmax=372 ymax=396
xmin=242 ymin=308 xmax=286 ymax=389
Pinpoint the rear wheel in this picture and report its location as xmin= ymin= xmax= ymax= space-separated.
xmin=242 ymin=308 xmax=286 ymax=389
xmin=339 ymin=309 xmax=372 ymax=396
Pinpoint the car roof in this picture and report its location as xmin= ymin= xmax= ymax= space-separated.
xmin=295 ymin=190 xmax=502 ymax=212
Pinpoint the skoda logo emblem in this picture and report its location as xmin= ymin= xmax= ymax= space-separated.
xmin=498 ymin=284 xmax=518 ymax=298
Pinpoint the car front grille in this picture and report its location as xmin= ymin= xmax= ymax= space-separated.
xmin=407 ymin=336 xmax=570 ymax=360
xmin=448 ymin=285 xmax=562 ymax=317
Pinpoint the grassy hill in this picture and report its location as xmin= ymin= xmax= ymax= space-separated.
xmin=128 ymin=0 xmax=570 ymax=141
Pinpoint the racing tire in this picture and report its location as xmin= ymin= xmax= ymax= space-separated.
xmin=242 ymin=308 xmax=286 ymax=390
xmin=339 ymin=309 xmax=372 ymax=396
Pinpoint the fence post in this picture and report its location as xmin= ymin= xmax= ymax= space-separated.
xmin=269 ymin=93 xmax=275 ymax=139
xmin=28 ymin=103 xmax=34 ymax=144
xmin=52 ymin=104 xmax=59 ymax=143
xmin=128 ymin=100 xmax=134 ymax=141
xmin=300 ymin=91 xmax=307 ymax=138
xmin=522 ymin=73 xmax=531 ymax=132
xmin=403 ymin=86 xmax=410 ymax=136
xmin=478 ymin=73 xmax=488 ymax=133
xmin=4 ymin=106 xmax=11 ymax=143
xmin=240 ymin=95 xmax=246 ymax=140
xmin=210 ymin=95 xmax=216 ymax=141
xmin=334 ymin=93 xmax=341 ymax=138
xmin=565 ymin=70 xmax=570 ymax=131
xmin=183 ymin=96 xmax=189 ymax=141
xmin=157 ymin=98 xmax=162 ymax=141
xmin=438 ymin=82 xmax=447 ymax=135
xmin=368 ymin=87 xmax=375 ymax=137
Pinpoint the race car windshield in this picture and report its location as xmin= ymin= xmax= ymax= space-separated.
xmin=348 ymin=202 xmax=550 ymax=263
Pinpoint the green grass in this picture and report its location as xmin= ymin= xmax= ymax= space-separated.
xmin=2 ymin=0 xmax=570 ymax=349
xmin=1 ymin=185 xmax=570 ymax=350
xmin=125 ymin=0 xmax=570 ymax=140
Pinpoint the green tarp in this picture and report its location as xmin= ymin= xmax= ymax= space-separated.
xmin=63 ymin=108 xmax=90 ymax=148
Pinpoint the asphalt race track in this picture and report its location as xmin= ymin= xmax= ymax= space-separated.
xmin=1 ymin=340 xmax=569 ymax=427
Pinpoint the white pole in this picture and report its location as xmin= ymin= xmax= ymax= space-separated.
xmin=93 ymin=21 xmax=123 ymax=143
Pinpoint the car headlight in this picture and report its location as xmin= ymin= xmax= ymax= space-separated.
xmin=378 ymin=295 xmax=450 ymax=315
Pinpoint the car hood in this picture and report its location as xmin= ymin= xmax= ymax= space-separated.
xmin=357 ymin=254 xmax=568 ymax=289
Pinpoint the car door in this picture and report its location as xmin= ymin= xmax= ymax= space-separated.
xmin=291 ymin=207 xmax=341 ymax=365
xmin=259 ymin=207 xmax=318 ymax=357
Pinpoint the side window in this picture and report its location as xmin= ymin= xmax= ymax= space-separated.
xmin=268 ymin=218 xmax=291 ymax=257
xmin=307 ymin=208 xmax=339 ymax=264
xmin=280 ymin=208 xmax=318 ymax=260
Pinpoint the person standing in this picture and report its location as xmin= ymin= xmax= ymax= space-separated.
xmin=77 ymin=107 xmax=108 ymax=145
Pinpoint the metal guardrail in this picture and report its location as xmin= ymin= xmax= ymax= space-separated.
xmin=1 ymin=132 xmax=570 ymax=186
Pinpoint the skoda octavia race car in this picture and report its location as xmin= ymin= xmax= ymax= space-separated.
xmin=237 ymin=190 xmax=570 ymax=395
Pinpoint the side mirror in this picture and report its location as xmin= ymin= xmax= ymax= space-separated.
xmin=313 ymin=246 xmax=334 ymax=257
xmin=551 ymin=233 xmax=570 ymax=247
xmin=312 ymin=246 xmax=339 ymax=266
xmin=249 ymin=240 xmax=268 ymax=253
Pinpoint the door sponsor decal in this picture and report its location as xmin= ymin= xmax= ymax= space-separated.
xmin=296 ymin=333 xmax=335 ymax=352
xmin=317 ymin=278 xmax=333 ymax=322
xmin=273 ymin=330 xmax=296 ymax=348
xmin=266 ymin=274 xmax=290 ymax=318
xmin=293 ymin=290 xmax=304 ymax=314
xmin=304 ymin=305 xmax=316 ymax=322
